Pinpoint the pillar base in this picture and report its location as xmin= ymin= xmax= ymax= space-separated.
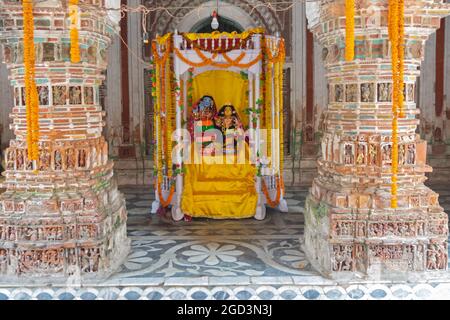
xmin=303 ymin=183 xmax=448 ymax=281
xmin=0 ymin=173 xmax=130 ymax=281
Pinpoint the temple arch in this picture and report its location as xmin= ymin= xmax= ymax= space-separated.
xmin=176 ymin=0 xmax=254 ymax=32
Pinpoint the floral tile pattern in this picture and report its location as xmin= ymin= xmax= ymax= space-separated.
xmin=0 ymin=184 xmax=449 ymax=300
xmin=112 ymin=186 xmax=314 ymax=280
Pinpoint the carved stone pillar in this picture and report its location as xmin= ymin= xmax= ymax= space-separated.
xmin=0 ymin=0 xmax=129 ymax=281
xmin=304 ymin=0 xmax=450 ymax=280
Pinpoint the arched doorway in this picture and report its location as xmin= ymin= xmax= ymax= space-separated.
xmin=190 ymin=16 xmax=244 ymax=33
xmin=175 ymin=1 xmax=257 ymax=33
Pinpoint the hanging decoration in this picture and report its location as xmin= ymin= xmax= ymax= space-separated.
xmin=69 ymin=0 xmax=80 ymax=63
xmin=152 ymin=35 xmax=176 ymax=208
xmin=182 ymin=28 xmax=264 ymax=42
xmin=345 ymin=0 xmax=355 ymax=61
xmin=22 ymin=0 xmax=40 ymax=163
xmin=174 ymin=47 xmax=262 ymax=69
xmin=388 ymin=0 xmax=405 ymax=208
xmin=264 ymin=37 xmax=285 ymax=181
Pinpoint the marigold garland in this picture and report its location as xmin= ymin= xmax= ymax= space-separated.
xmin=265 ymin=38 xmax=285 ymax=64
xmin=182 ymin=28 xmax=264 ymax=42
xmin=152 ymin=35 xmax=177 ymax=207
xmin=69 ymin=0 xmax=80 ymax=63
xmin=388 ymin=0 xmax=405 ymax=208
xmin=262 ymin=177 xmax=282 ymax=208
xmin=345 ymin=0 xmax=355 ymax=61
xmin=166 ymin=39 xmax=174 ymax=178
xmin=174 ymin=47 xmax=262 ymax=69
xmin=22 ymin=0 xmax=39 ymax=162
xmin=157 ymin=182 xmax=175 ymax=208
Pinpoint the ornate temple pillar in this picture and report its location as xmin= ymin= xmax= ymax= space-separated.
xmin=304 ymin=0 xmax=450 ymax=280
xmin=0 ymin=0 xmax=129 ymax=281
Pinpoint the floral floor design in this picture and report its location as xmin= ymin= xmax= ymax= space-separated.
xmin=112 ymin=186 xmax=314 ymax=280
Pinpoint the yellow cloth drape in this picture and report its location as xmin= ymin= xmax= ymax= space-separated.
xmin=181 ymin=157 xmax=257 ymax=219
xmin=192 ymin=70 xmax=249 ymax=127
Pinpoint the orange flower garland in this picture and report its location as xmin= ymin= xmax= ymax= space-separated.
xmin=345 ymin=0 xmax=355 ymax=61
xmin=152 ymin=37 xmax=177 ymax=208
xmin=262 ymin=177 xmax=282 ymax=208
xmin=174 ymin=47 xmax=262 ymax=69
xmin=165 ymin=39 xmax=174 ymax=179
xmin=69 ymin=0 xmax=80 ymax=63
xmin=388 ymin=0 xmax=405 ymax=208
xmin=22 ymin=0 xmax=40 ymax=162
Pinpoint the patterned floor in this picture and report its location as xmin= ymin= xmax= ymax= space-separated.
xmin=114 ymin=186 xmax=313 ymax=281
xmin=1 ymin=185 xmax=450 ymax=300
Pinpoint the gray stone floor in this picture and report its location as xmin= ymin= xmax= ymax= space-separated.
xmin=1 ymin=184 xmax=450 ymax=300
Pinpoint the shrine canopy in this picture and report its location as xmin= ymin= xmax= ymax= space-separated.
xmin=151 ymin=28 xmax=287 ymax=221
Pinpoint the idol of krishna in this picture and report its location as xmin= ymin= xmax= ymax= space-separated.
xmin=151 ymin=28 xmax=288 ymax=220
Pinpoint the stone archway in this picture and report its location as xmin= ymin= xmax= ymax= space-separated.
xmin=151 ymin=0 xmax=283 ymax=36
xmin=176 ymin=0 xmax=255 ymax=32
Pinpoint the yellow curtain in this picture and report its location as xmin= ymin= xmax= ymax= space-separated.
xmin=192 ymin=70 xmax=249 ymax=127
xmin=181 ymin=160 xmax=257 ymax=219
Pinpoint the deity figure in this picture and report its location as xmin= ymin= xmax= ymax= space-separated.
xmin=215 ymin=104 xmax=244 ymax=155
xmin=38 ymin=86 xmax=49 ymax=105
xmin=16 ymin=149 xmax=24 ymax=170
xmin=407 ymin=144 xmax=415 ymax=164
xmin=0 ymin=249 xmax=7 ymax=274
xmin=3 ymin=45 xmax=12 ymax=64
xmin=84 ymin=87 xmax=94 ymax=105
xmin=345 ymin=84 xmax=358 ymax=102
xmin=344 ymin=144 xmax=354 ymax=165
xmin=369 ymin=144 xmax=377 ymax=165
xmin=189 ymin=95 xmax=218 ymax=156
xmin=361 ymin=83 xmax=374 ymax=102
xmin=21 ymin=87 xmax=26 ymax=106
xmin=356 ymin=144 xmax=366 ymax=165
xmin=427 ymin=247 xmax=438 ymax=270
xmin=7 ymin=150 xmax=15 ymax=170
xmin=54 ymin=150 xmax=62 ymax=170
xmin=52 ymin=86 xmax=67 ymax=105
xmin=398 ymin=145 xmax=405 ymax=165
xmin=66 ymin=148 xmax=75 ymax=169
xmin=78 ymin=149 xmax=87 ymax=168
xmin=87 ymin=45 xmax=97 ymax=64
xmin=39 ymin=149 xmax=51 ymax=171
xmin=335 ymin=84 xmax=344 ymax=102
xmin=378 ymin=83 xmax=391 ymax=102
xmin=69 ymin=86 xmax=82 ymax=105
xmin=14 ymin=87 xmax=21 ymax=106
xmin=382 ymin=144 xmax=392 ymax=163
xmin=407 ymin=84 xmax=414 ymax=102
xmin=43 ymin=43 xmax=55 ymax=62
